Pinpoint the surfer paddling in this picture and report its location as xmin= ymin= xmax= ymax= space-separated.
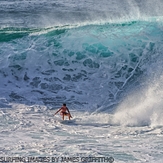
xmin=54 ymin=103 xmax=72 ymax=120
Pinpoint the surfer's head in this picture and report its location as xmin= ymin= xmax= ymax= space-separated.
xmin=63 ymin=103 xmax=66 ymax=106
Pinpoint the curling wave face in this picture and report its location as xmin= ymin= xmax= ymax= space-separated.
xmin=0 ymin=19 xmax=163 ymax=111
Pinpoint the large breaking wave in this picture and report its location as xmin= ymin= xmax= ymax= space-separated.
xmin=0 ymin=18 xmax=163 ymax=113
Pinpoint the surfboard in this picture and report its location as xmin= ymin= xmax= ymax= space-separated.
xmin=54 ymin=115 xmax=75 ymax=124
xmin=59 ymin=119 xmax=75 ymax=124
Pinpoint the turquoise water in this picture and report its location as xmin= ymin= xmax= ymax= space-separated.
xmin=0 ymin=20 xmax=163 ymax=110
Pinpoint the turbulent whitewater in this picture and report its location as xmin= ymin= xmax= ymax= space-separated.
xmin=1 ymin=0 xmax=163 ymax=162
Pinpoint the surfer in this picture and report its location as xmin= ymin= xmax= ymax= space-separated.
xmin=54 ymin=103 xmax=72 ymax=120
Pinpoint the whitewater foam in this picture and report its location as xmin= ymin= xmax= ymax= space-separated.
xmin=112 ymin=74 xmax=163 ymax=127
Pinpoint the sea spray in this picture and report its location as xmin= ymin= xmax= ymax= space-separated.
xmin=112 ymin=74 xmax=163 ymax=127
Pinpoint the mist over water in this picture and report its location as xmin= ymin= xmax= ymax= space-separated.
xmin=0 ymin=0 xmax=163 ymax=27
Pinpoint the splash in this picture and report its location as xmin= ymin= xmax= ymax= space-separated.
xmin=112 ymin=73 xmax=163 ymax=127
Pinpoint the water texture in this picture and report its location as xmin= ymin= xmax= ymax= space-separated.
xmin=1 ymin=0 xmax=163 ymax=162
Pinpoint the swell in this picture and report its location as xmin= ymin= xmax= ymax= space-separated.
xmin=0 ymin=20 xmax=163 ymax=111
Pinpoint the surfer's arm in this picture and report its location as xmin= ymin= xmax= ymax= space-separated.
xmin=54 ymin=108 xmax=61 ymax=115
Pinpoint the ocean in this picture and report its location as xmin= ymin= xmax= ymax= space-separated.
xmin=1 ymin=0 xmax=163 ymax=162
